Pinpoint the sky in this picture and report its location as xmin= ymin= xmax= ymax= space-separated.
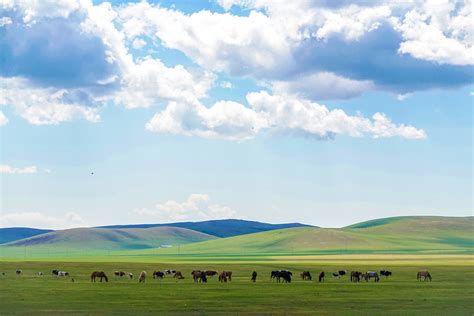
xmin=0 ymin=0 xmax=472 ymax=229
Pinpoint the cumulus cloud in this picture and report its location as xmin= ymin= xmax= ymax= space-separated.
xmin=0 ymin=211 xmax=85 ymax=229
xmin=0 ymin=1 xmax=215 ymax=123
xmin=0 ymin=110 xmax=8 ymax=126
xmin=146 ymin=91 xmax=426 ymax=141
xmin=392 ymin=0 xmax=474 ymax=66
xmin=272 ymin=72 xmax=374 ymax=100
xmin=0 ymin=165 xmax=38 ymax=174
xmin=134 ymin=194 xmax=236 ymax=222
xmin=0 ymin=78 xmax=100 ymax=125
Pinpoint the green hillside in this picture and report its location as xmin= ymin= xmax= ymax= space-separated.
xmin=137 ymin=216 xmax=473 ymax=255
xmin=2 ymin=226 xmax=216 ymax=251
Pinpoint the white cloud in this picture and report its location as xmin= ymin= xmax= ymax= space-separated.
xmin=392 ymin=0 xmax=474 ymax=65
xmin=0 ymin=78 xmax=100 ymax=125
xmin=0 ymin=211 xmax=85 ymax=229
xmin=315 ymin=5 xmax=391 ymax=41
xmin=134 ymin=194 xmax=236 ymax=222
xmin=0 ymin=110 xmax=8 ymax=126
xmin=146 ymin=91 xmax=426 ymax=141
xmin=0 ymin=165 xmax=38 ymax=174
xmin=396 ymin=93 xmax=412 ymax=101
xmin=132 ymin=37 xmax=146 ymax=49
xmin=273 ymin=72 xmax=374 ymax=100
xmin=112 ymin=58 xmax=214 ymax=109
xmin=220 ymin=81 xmax=233 ymax=89
xmin=81 ymin=2 xmax=215 ymax=109
xmin=0 ymin=16 xmax=12 ymax=26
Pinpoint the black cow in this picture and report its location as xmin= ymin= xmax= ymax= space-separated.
xmin=153 ymin=271 xmax=165 ymax=279
xmin=380 ymin=270 xmax=392 ymax=278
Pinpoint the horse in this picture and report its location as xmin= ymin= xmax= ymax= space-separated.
xmin=350 ymin=271 xmax=362 ymax=282
xmin=37 ymin=272 xmax=44 ymax=277
xmin=191 ymin=271 xmax=207 ymax=283
xmin=218 ymin=271 xmax=228 ymax=282
xmin=221 ymin=271 xmax=232 ymax=281
xmin=251 ymin=271 xmax=257 ymax=282
xmin=16 ymin=269 xmax=22 ymax=276
xmin=363 ymin=271 xmax=380 ymax=282
xmin=91 ymin=271 xmax=108 ymax=282
xmin=380 ymin=270 xmax=392 ymax=278
xmin=417 ymin=271 xmax=432 ymax=281
xmin=173 ymin=271 xmax=184 ymax=279
xmin=138 ymin=271 xmax=147 ymax=283
xmin=153 ymin=271 xmax=165 ymax=279
xmin=58 ymin=271 xmax=69 ymax=278
xmin=204 ymin=270 xmax=218 ymax=277
xmin=318 ymin=272 xmax=325 ymax=282
xmin=114 ymin=271 xmax=126 ymax=278
xmin=300 ymin=271 xmax=312 ymax=280
xmin=272 ymin=270 xmax=291 ymax=283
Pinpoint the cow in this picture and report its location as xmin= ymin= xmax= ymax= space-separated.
xmin=153 ymin=271 xmax=165 ymax=279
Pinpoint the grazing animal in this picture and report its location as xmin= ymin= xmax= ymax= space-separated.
xmin=338 ymin=270 xmax=346 ymax=276
xmin=300 ymin=271 xmax=312 ymax=281
xmin=380 ymin=270 xmax=392 ymax=278
xmin=58 ymin=271 xmax=69 ymax=278
xmin=350 ymin=271 xmax=362 ymax=282
xmin=16 ymin=269 xmax=22 ymax=276
xmin=114 ymin=271 xmax=126 ymax=278
xmin=219 ymin=271 xmax=232 ymax=282
xmin=417 ymin=271 xmax=432 ymax=281
xmin=173 ymin=271 xmax=184 ymax=279
xmin=318 ymin=272 xmax=325 ymax=282
xmin=251 ymin=271 xmax=257 ymax=282
xmin=332 ymin=273 xmax=339 ymax=278
xmin=52 ymin=270 xmax=59 ymax=276
xmin=271 ymin=270 xmax=291 ymax=283
xmin=37 ymin=272 xmax=44 ymax=277
xmin=204 ymin=270 xmax=218 ymax=277
xmin=363 ymin=271 xmax=380 ymax=282
xmin=153 ymin=271 xmax=165 ymax=279
xmin=164 ymin=269 xmax=176 ymax=275
xmin=192 ymin=270 xmax=207 ymax=283
xmin=138 ymin=271 xmax=147 ymax=283
xmin=91 ymin=271 xmax=108 ymax=282
xmin=219 ymin=271 xmax=228 ymax=282
xmin=128 ymin=272 xmax=133 ymax=279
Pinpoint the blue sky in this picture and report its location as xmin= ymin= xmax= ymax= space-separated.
xmin=0 ymin=0 xmax=472 ymax=229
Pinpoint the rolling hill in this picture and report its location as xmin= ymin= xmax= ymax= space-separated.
xmin=0 ymin=227 xmax=53 ymax=244
xmin=98 ymin=219 xmax=311 ymax=238
xmin=3 ymin=226 xmax=216 ymax=250
xmin=138 ymin=216 xmax=474 ymax=255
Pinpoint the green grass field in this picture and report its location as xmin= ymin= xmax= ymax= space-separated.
xmin=1 ymin=254 xmax=473 ymax=315
xmin=1 ymin=217 xmax=472 ymax=314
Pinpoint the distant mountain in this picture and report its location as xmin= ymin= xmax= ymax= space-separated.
xmin=146 ymin=216 xmax=474 ymax=255
xmin=4 ymin=226 xmax=216 ymax=250
xmin=98 ymin=219 xmax=312 ymax=238
xmin=0 ymin=227 xmax=53 ymax=244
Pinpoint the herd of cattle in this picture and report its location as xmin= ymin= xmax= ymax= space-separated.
xmin=3 ymin=269 xmax=433 ymax=283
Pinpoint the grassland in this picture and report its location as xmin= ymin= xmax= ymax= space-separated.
xmin=0 ymin=217 xmax=472 ymax=314
xmin=0 ymin=255 xmax=473 ymax=315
